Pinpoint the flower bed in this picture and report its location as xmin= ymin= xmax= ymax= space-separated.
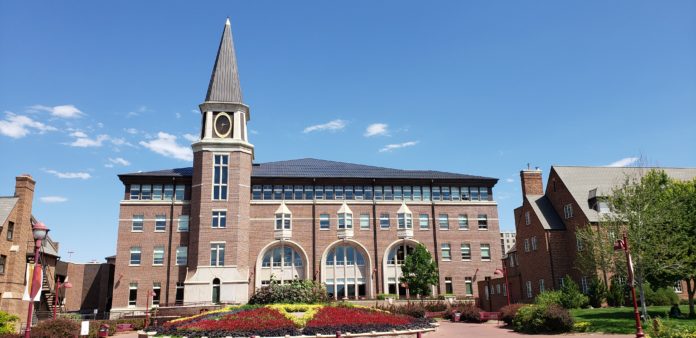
xmin=150 ymin=304 xmax=434 ymax=337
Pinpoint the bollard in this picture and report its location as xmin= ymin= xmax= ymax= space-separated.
xmin=417 ymin=332 xmax=422 ymax=338
xmin=336 ymin=331 xmax=342 ymax=338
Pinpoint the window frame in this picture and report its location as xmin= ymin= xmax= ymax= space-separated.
xmin=131 ymin=215 xmax=144 ymax=232
xmin=461 ymin=243 xmax=471 ymax=260
xmin=438 ymin=214 xmax=449 ymax=230
xmin=480 ymin=243 xmax=491 ymax=261
xmin=212 ymin=210 xmax=227 ymax=228
xmin=129 ymin=247 xmax=142 ymax=266
xmin=477 ymin=214 xmax=488 ymax=230
xmin=210 ymin=242 xmax=226 ymax=266
xmin=176 ymin=246 xmax=188 ymax=266
xmin=379 ymin=213 xmax=390 ymax=230
xmin=212 ymin=154 xmax=229 ymax=201
xmin=152 ymin=246 xmax=165 ymax=266
xmin=319 ymin=214 xmax=330 ymax=230
xmin=178 ymin=215 xmax=189 ymax=232
xmin=458 ymin=214 xmax=469 ymax=230
xmin=441 ymin=243 xmax=452 ymax=261
xmin=155 ymin=214 xmax=166 ymax=232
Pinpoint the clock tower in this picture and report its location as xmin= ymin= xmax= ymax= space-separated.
xmin=185 ymin=18 xmax=254 ymax=303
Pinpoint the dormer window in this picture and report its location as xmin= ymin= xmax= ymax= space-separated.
xmin=597 ymin=201 xmax=611 ymax=213
xmin=274 ymin=202 xmax=292 ymax=230
xmin=397 ymin=202 xmax=413 ymax=230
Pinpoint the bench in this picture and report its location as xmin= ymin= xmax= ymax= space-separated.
xmin=479 ymin=311 xmax=501 ymax=322
xmin=116 ymin=323 xmax=134 ymax=332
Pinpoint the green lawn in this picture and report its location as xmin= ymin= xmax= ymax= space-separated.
xmin=570 ymin=306 xmax=696 ymax=334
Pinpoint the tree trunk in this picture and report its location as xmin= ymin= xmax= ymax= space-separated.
xmin=688 ymin=278 xmax=695 ymax=319
xmin=636 ymin=269 xmax=648 ymax=319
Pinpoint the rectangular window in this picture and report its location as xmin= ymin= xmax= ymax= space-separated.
xmin=338 ymin=213 xmax=352 ymax=229
xmin=213 ymin=155 xmax=229 ymax=200
xmin=354 ymin=186 xmax=363 ymax=200
xmin=470 ymin=187 xmax=480 ymax=201
xmin=525 ymin=211 xmax=531 ymax=225
xmin=503 ymin=283 xmax=508 ymax=296
xmin=442 ymin=186 xmax=451 ymax=200
xmin=461 ymin=243 xmax=471 ymax=260
xmin=212 ymin=210 xmax=227 ymax=228
xmin=383 ymin=186 xmax=393 ymax=200
xmin=478 ymin=214 xmax=488 ymax=230
xmin=175 ymin=282 xmax=185 ymax=305
xmin=163 ymin=185 xmax=174 ymax=200
xmin=345 ymin=186 xmax=354 ymax=200
xmin=152 ymin=282 xmax=161 ymax=306
xmin=153 ymin=246 xmax=164 ymax=265
xmin=374 ymin=186 xmax=383 ymax=200
xmin=141 ymin=184 xmax=152 ymax=200
xmin=175 ymin=185 xmax=185 ymax=201
xmin=458 ymin=214 xmax=469 ymax=230
xmin=460 ymin=187 xmax=470 ymax=201
xmin=438 ymin=214 xmax=449 ymax=230
xmin=130 ymin=247 xmax=141 ymax=265
xmin=6 ymin=222 xmax=14 ymax=240
xmin=465 ymin=277 xmax=473 ymax=295
xmin=178 ymin=215 xmax=189 ymax=232
xmin=379 ymin=213 xmax=390 ymax=229
xmin=674 ymin=281 xmax=683 ymax=293
xmin=394 ymin=186 xmax=402 ymax=200
xmin=176 ymin=246 xmax=188 ymax=265
xmin=252 ymin=185 xmax=262 ymax=200
xmin=403 ymin=186 xmax=412 ymax=200
xmin=413 ymin=186 xmax=421 ymax=200
xmin=364 ymin=186 xmax=373 ymax=200
xmin=564 ymin=204 xmax=573 ymax=219
xmin=422 ymin=186 xmax=431 ymax=201
xmin=524 ymin=238 xmax=530 ymax=252
xmin=496 ymin=284 xmax=501 ymax=295
xmin=130 ymin=184 xmax=141 ymax=200
xmin=325 ymin=186 xmax=334 ymax=200
xmin=128 ymin=283 xmax=138 ymax=306
xmin=441 ymin=243 xmax=451 ymax=261
xmin=155 ymin=215 xmax=166 ymax=232
xmin=284 ymin=185 xmax=293 ymax=200
xmin=581 ymin=276 xmax=589 ymax=294
xmin=397 ymin=213 xmax=412 ymax=229
xmin=263 ymin=185 xmax=273 ymax=200
xmin=0 ymin=255 xmax=6 ymax=274
xmin=314 ymin=186 xmax=323 ymax=200
xmin=152 ymin=185 xmax=162 ymax=200
xmin=526 ymin=281 xmax=533 ymax=298
xmin=132 ymin=215 xmax=144 ymax=232
xmin=334 ymin=186 xmax=344 ymax=200
xmin=481 ymin=244 xmax=491 ymax=260
xmin=273 ymin=185 xmax=282 ymax=200
xmin=432 ymin=187 xmax=441 ymax=201
xmin=360 ymin=214 xmax=370 ymax=230
xmin=531 ymin=236 xmax=538 ymax=251
xmin=211 ymin=243 xmax=225 ymax=266
xmin=451 ymin=186 xmax=460 ymax=201
xmin=320 ymin=214 xmax=330 ymax=230
xmin=419 ymin=214 xmax=429 ymax=230
xmin=539 ymin=279 xmax=545 ymax=293
xmin=480 ymin=187 xmax=489 ymax=201
xmin=445 ymin=277 xmax=453 ymax=294
xmin=304 ymin=185 xmax=314 ymax=200
xmin=576 ymin=236 xmax=584 ymax=251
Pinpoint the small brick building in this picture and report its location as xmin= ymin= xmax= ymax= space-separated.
xmin=111 ymin=19 xmax=504 ymax=313
xmin=479 ymin=166 xmax=696 ymax=311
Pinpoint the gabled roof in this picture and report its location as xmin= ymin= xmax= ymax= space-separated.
xmin=525 ymin=194 xmax=565 ymax=230
xmin=119 ymin=158 xmax=497 ymax=182
xmin=0 ymin=196 xmax=18 ymax=225
xmin=205 ymin=18 xmax=243 ymax=104
xmin=553 ymin=166 xmax=696 ymax=223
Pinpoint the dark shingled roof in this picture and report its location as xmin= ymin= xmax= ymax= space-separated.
xmin=526 ymin=194 xmax=565 ymax=230
xmin=205 ymin=18 xmax=243 ymax=104
xmin=120 ymin=158 xmax=496 ymax=181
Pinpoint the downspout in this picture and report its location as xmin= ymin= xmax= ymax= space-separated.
xmin=430 ymin=180 xmax=441 ymax=295
xmin=546 ymin=230 xmax=557 ymax=289
xmin=371 ymin=179 xmax=379 ymax=295
xmin=165 ymin=177 xmax=175 ymax=305
xmin=312 ymin=178 xmax=317 ymax=281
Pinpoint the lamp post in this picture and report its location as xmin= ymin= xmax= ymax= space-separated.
xmin=144 ymin=289 xmax=157 ymax=328
xmin=24 ymin=221 xmax=49 ymax=338
xmin=494 ymin=266 xmax=511 ymax=306
xmin=614 ymin=232 xmax=645 ymax=338
xmin=53 ymin=280 xmax=73 ymax=320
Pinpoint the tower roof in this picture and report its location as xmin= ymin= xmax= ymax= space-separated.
xmin=205 ymin=18 xmax=243 ymax=103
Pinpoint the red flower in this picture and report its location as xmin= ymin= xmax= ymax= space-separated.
xmin=178 ymin=307 xmax=295 ymax=331
xmin=306 ymin=307 xmax=413 ymax=327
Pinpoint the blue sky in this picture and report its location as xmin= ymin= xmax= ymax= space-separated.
xmin=1 ymin=1 xmax=694 ymax=263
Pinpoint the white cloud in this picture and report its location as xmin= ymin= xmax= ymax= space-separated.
xmin=379 ymin=141 xmax=419 ymax=152
xmin=175 ymin=112 xmax=182 ymax=119
xmin=124 ymin=128 xmax=139 ymax=135
xmin=607 ymin=157 xmax=640 ymax=167
xmin=126 ymin=105 xmax=148 ymax=118
xmin=40 ymin=196 xmax=68 ymax=203
xmin=30 ymin=104 xmax=84 ymax=118
xmin=67 ymin=132 xmax=109 ymax=147
xmin=303 ymin=119 xmax=347 ymax=133
xmin=364 ymin=123 xmax=389 ymax=137
xmin=139 ymin=132 xmax=193 ymax=161
xmin=183 ymin=133 xmax=199 ymax=142
xmin=44 ymin=169 xmax=91 ymax=179
xmin=506 ymin=178 xmax=515 ymax=183
xmin=108 ymin=157 xmax=130 ymax=166
xmin=0 ymin=112 xmax=57 ymax=138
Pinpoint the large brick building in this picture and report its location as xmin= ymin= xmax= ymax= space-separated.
xmin=111 ymin=19 xmax=503 ymax=312
xmin=479 ymin=166 xmax=696 ymax=311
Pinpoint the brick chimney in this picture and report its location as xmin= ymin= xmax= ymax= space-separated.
xmin=520 ymin=168 xmax=543 ymax=196
xmin=14 ymin=174 xmax=36 ymax=222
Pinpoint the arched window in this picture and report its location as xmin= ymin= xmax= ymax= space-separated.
xmin=387 ymin=243 xmax=416 ymax=265
xmin=212 ymin=278 xmax=220 ymax=304
xmin=258 ymin=243 xmax=305 ymax=286
xmin=384 ymin=242 xmax=419 ymax=297
xmin=326 ymin=245 xmax=365 ymax=266
xmin=323 ymin=243 xmax=369 ymax=300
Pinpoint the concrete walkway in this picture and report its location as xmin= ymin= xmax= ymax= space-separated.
xmin=113 ymin=321 xmax=634 ymax=337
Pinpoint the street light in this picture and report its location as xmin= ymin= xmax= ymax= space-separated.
xmin=144 ymin=289 xmax=157 ymax=328
xmin=494 ymin=265 xmax=511 ymax=306
xmin=53 ymin=280 xmax=73 ymax=320
xmin=24 ymin=221 xmax=49 ymax=338
xmin=614 ymin=232 xmax=645 ymax=338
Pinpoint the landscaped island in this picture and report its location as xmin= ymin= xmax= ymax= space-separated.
xmin=147 ymin=304 xmax=435 ymax=338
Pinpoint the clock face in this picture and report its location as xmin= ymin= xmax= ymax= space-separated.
xmin=214 ymin=113 xmax=232 ymax=138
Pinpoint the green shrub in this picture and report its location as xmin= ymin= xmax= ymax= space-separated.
xmin=573 ymin=321 xmax=591 ymax=332
xmin=500 ymin=303 xmax=525 ymax=326
xmin=444 ymin=302 xmax=482 ymax=323
xmin=648 ymin=317 xmax=696 ymax=338
xmin=31 ymin=318 xmax=80 ymax=338
xmin=376 ymin=303 xmax=426 ymax=318
xmin=376 ymin=294 xmax=397 ymax=300
xmin=422 ymin=301 xmax=448 ymax=312
xmin=248 ymin=280 xmax=328 ymax=304
xmin=560 ymin=276 xmax=589 ymax=309
xmin=513 ymin=304 xmax=574 ymax=334
xmin=646 ymin=287 xmax=680 ymax=306
xmin=588 ymin=278 xmax=607 ymax=308
xmin=0 ymin=311 xmax=19 ymax=334
xmin=607 ymin=277 xmax=627 ymax=307
xmin=535 ymin=291 xmax=563 ymax=307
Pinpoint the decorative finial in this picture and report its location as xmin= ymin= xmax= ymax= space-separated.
xmin=226 ymin=17 xmax=230 ymax=26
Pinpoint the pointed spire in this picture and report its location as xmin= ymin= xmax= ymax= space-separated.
xmin=205 ymin=18 xmax=243 ymax=103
